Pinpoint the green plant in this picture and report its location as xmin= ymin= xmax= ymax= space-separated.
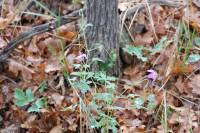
xmin=131 ymin=94 xmax=156 ymax=110
xmin=67 ymin=58 xmax=119 ymax=132
xmin=14 ymin=88 xmax=34 ymax=107
xmin=122 ymin=36 xmax=169 ymax=62
xmin=14 ymin=88 xmax=46 ymax=112
xmin=123 ymin=45 xmax=147 ymax=62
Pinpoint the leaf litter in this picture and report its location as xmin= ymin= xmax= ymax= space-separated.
xmin=0 ymin=0 xmax=200 ymax=133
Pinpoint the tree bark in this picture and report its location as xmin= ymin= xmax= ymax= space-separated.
xmin=86 ymin=0 xmax=121 ymax=76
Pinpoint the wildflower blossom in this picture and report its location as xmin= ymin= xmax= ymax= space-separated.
xmin=75 ymin=54 xmax=87 ymax=62
xmin=147 ymin=69 xmax=158 ymax=82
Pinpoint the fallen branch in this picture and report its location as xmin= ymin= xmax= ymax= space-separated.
xmin=0 ymin=9 xmax=84 ymax=62
xmin=120 ymin=0 xmax=185 ymax=20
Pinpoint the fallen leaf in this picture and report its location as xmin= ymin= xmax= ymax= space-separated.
xmin=134 ymin=32 xmax=154 ymax=46
xmin=0 ymin=37 xmax=7 ymax=49
xmin=0 ymin=124 xmax=20 ymax=133
xmin=45 ymin=58 xmax=62 ymax=73
xmin=49 ymin=125 xmax=63 ymax=133
xmin=188 ymin=74 xmax=200 ymax=95
xmin=51 ymin=93 xmax=65 ymax=106
xmin=8 ymin=59 xmax=35 ymax=80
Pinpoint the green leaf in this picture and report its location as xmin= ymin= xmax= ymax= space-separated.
xmin=89 ymin=118 xmax=100 ymax=128
xmin=123 ymin=45 xmax=147 ymax=62
xmin=147 ymin=94 xmax=156 ymax=109
xmin=28 ymin=104 xmax=40 ymax=112
xmin=94 ymin=72 xmax=116 ymax=83
xmin=71 ymin=72 xmax=94 ymax=77
xmin=150 ymin=36 xmax=167 ymax=55
xmin=147 ymin=94 xmax=155 ymax=102
xmin=35 ymin=98 xmax=45 ymax=108
xmin=73 ymin=80 xmax=90 ymax=94
xmin=98 ymin=51 xmax=117 ymax=71
xmin=38 ymin=81 xmax=47 ymax=93
xmin=28 ymin=98 xmax=45 ymax=112
xmin=26 ymin=89 xmax=34 ymax=102
xmin=106 ymin=82 xmax=115 ymax=93
xmin=194 ymin=37 xmax=200 ymax=46
xmin=15 ymin=99 xmax=28 ymax=107
xmin=14 ymin=88 xmax=26 ymax=100
xmin=132 ymin=97 xmax=144 ymax=109
xmin=93 ymin=93 xmax=113 ymax=104
xmin=187 ymin=54 xmax=200 ymax=63
xmin=14 ymin=88 xmax=34 ymax=107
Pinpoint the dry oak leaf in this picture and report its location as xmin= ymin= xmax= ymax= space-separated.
xmin=188 ymin=74 xmax=200 ymax=95
xmin=49 ymin=125 xmax=63 ymax=133
xmin=0 ymin=37 xmax=7 ymax=49
xmin=8 ymin=59 xmax=35 ymax=80
xmin=51 ymin=93 xmax=65 ymax=106
xmin=175 ymin=77 xmax=191 ymax=94
xmin=45 ymin=58 xmax=62 ymax=73
xmin=168 ymin=107 xmax=199 ymax=133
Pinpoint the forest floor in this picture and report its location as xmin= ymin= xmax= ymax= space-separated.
xmin=0 ymin=0 xmax=200 ymax=133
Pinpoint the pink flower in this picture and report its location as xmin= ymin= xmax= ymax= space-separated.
xmin=75 ymin=54 xmax=87 ymax=62
xmin=147 ymin=69 xmax=158 ymax=82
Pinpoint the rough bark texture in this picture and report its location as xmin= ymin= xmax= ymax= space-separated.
xmin=86 ymin=0 xmax=121 ymax=76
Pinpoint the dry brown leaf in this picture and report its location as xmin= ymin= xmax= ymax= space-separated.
xmin=175 ymin=77 xmax=191 ymax=94
xmin=26 ymin=56 xmax=43 ymax=65
xmin=169 ymin=107 xmax=199 ymax=133
xmin=37 ymin=38 xmax=65 ymax=56
xmin=8 ymin=59 xmax=35 ymax=80
xmin=51 ymin=93 xmax=65 ymax=106
xmin=0 ymin=0 xmax=30 ymax=29
xmin=57 ymin=22 xmax=76 ymax=32
xmin=188 ymin=74 xmax=200 ymax=95
xmin=21 ymin=115 xmax=37 ymax=129
xmin=193 ymin=0 xmax=200 ymax=8
xmin=119 ymin=119 xmax=142 ymax=133
xmin=27 ymin=37 xmax=40 ymax=53
xmin=134 ymin=32 xmax=154 ymax=46
xmin=45 ymin=58 xmax=62 ymax=73
xmin=57 ymin=30 xmax=77 ymax=42
xmin=0 ymin=37 xmax=7 ymax=49
xmin=0 ymin=90 xmax=4 ymax=108
xmin=49 ymin=125 xmax=63 ymax=133
xmin=0 ymin=124 xmax=20 ymax=133
xmin=183 ymin=5 xmax=200 ymax=32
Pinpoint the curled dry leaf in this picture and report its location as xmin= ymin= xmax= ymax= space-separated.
xmin=0 ymin=124 xmax=20 ymax=133
xmin=188 ymin=74 xmax=200 ymax=95
xmin=183 ymin=5 xmax=200 ymax=32
xmin=119 ymin=119 xmax=142 ymax=133
xmin=26 ymin=56 xmax=43 ymax=65
xmin=49 ymin=125 xmax=63 ymax=133
xmin=37 ymin=38 xmax=65 ymax=56
xmin=169 ymin=107 xmax=199 ymax=132
xmin=45 ymin=58 xmax=62 ymax=73
xmin=8 ymin=59 xmax=35 ymax=80
xmin=21 ymin=115 xmax=37 ymax=129
xmin=193 ymin=0 xmax=200 ymax=8
xmin=175 ymin=77 xmax=190 ymax=94
xmin=27 ymin=36 xmax=40 ymax=53
xmin=0 ymin=37 xmax=7 ymax=49
xmin=134 ymin=32 xmax=154 ymax=46
xmin=51 ymin=93 xmax=65 ymax=106
xmin=57 ymin=24 xmax=77 ymax=42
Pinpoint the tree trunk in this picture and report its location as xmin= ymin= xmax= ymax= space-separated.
xmin=85 ymin=0 xmax=121 ymax=76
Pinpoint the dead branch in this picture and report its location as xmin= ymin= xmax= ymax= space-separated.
xmin=0 ymin=9 xmax=85 ymax=63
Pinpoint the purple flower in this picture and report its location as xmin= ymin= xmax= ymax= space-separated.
xmin=147 ymin=69 xmax=158 ymax=82
xmin=75 ymin=54 xmax=87 ymax=62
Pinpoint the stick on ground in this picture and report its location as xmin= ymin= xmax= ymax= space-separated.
xmin=0 ymin=9 xmax=84 ymax=63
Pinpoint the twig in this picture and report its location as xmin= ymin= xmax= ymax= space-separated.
xmin=121 ymin=0 xmax=185 ymax=20
xmin=0 ymin=9 xmax=85 ymax=63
